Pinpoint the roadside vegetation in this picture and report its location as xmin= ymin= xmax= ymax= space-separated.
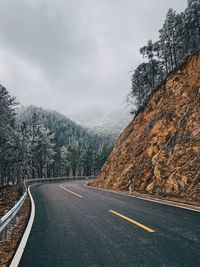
xmin=0 ymin=86 xmax=112 ymax=187
xmin=129 ymin=0 xmax=200 ymax=114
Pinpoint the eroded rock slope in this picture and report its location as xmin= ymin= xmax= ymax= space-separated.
xmin=93 ymin=52 xmax=200 ymax=202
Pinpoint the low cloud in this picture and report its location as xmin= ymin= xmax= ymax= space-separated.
xmin=0 ymin=0 xmax=187 ymax=118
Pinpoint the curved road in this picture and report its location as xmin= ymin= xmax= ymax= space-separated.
xmin=19 ymin=180 xmax=200 ymax=267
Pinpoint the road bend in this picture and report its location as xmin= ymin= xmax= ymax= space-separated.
xmin=19 ymin=180 xmax=200 ymax=267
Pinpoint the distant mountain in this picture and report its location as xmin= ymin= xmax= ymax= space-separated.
xmin=71 ymin=108 xmax=132 ymax=140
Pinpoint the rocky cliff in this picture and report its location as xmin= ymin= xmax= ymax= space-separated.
xmin=93 ymin=52 xmax=200 ymax=203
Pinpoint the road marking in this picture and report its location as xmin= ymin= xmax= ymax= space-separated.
xmin=59 ymin=184 xmax=83 ymax=198
xmin=85 ymin=184 xmax=200 ymax=214
xmin=109 ymin=210 xmax=155 ymax=233
xmin=10 ymin=186 xmax=36 ymax=267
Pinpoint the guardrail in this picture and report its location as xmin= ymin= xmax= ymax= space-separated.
xmin=0 ymin=176 xmax=95 ymax=240
xmin=25 ymin=176 xmax=94 ymax=184
xmin=0 ymin=191 xmax=27 ymax=237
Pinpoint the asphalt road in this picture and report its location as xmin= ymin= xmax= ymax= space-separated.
xmin=19 ymin=180 xmax=200 ymax=267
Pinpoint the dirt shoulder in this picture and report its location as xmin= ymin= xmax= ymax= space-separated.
xmin=0 ymin=186 xmax=31 ymax=267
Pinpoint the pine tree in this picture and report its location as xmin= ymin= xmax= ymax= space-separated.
xmin=129 ymin=0 xmax=200 ymax=112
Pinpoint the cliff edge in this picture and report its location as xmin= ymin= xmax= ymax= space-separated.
xmin=93 ymin=52 xmax=200 ymax=203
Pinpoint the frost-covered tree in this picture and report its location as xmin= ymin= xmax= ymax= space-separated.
xmin=130 ymin=60 xmax=164 ymax=112
xmin=0 ymin=85 xmax=19 ymax=186
xmin=17 ymin=122 xmax=32 ymax=180
xmin=21 ymin=113 xmax=56 ymax=178
xmin=59 ymin=146 xmax=70 ymax=176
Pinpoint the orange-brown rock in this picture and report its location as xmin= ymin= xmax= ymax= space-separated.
xmin=93 ymin=52 xmax=200 ymax=202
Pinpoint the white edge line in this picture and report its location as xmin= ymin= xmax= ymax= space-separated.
xmin=83 ymin=183 xmax=200 ymax=213
xmin=59 ymin=184 xmax=82 ymax=198
xmin=10 ymin=186 xmax=35 ymax=267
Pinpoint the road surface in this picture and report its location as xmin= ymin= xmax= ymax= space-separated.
xmin=19 ymin=180 xmax=200 ymax=267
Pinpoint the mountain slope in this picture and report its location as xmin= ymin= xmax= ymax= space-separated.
xmin=93 ymin=52 xmax=200 ymax=202
xmin=17 ymin=105 xmax=112 ymax=146
xmin=17 ymin=105 xmax=113 ymax=176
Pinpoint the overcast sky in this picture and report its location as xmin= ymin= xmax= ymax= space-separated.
xmin=0 ymin=0 xmax=187 ymax=119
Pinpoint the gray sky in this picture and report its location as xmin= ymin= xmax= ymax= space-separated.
xmin=0 ymin=0 xmax=187 ymax=119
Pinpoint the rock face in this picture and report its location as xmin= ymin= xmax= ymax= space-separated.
xmin=93 ymin=52 xmax=200 ymax=202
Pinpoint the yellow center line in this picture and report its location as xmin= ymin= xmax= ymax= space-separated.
xmin=109 ymin=210 xmax=155 ymax=233
xmin=59 ymin=184 xmax=83 ymax=198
